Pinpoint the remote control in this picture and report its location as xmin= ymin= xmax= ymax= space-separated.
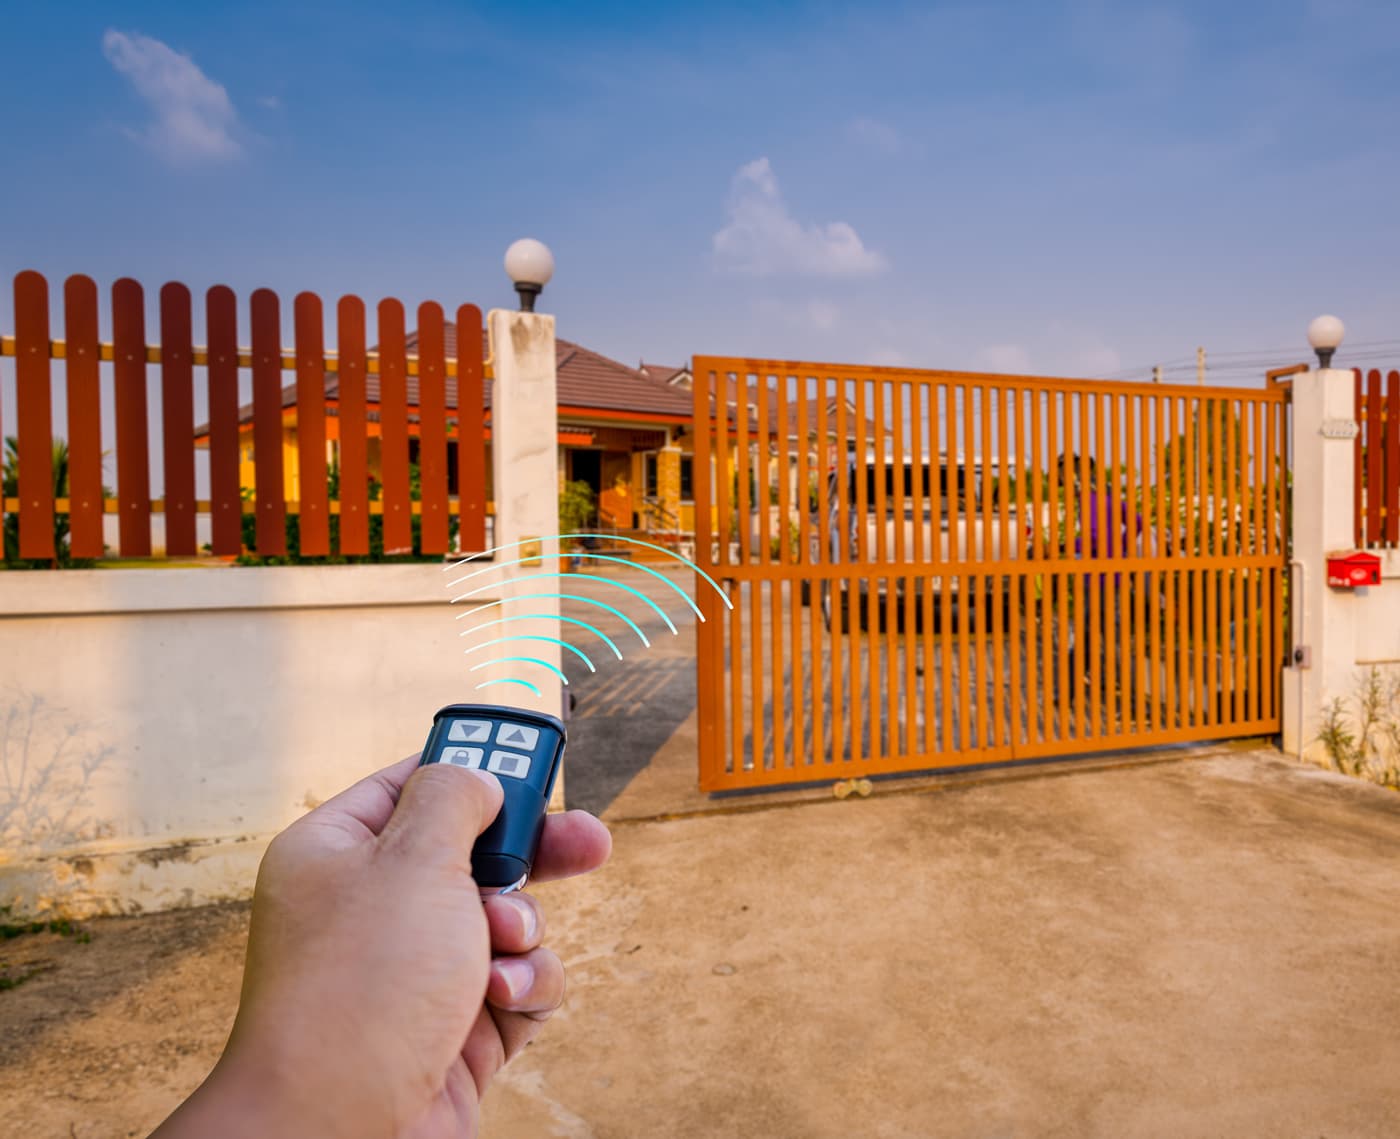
xmin=417 ymin=703 xmax=566 ymax=893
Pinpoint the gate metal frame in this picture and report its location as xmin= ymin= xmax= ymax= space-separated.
xmin=693 ymin=356 xmax=1290 ymax=792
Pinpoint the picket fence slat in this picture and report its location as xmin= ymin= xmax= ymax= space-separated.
xmin=417 ymin=302 xmax=450 ymax=554
xmin=207 ymin=285 xmax=242 ymax=556
xmin=251 ymin=288 xmax=286 ymax=556
xmin=15 ymin=271 xmax=56 ymax=560
xmin=337 ymin=295 xmax=371 ymax=556
xmin=161 ymin=283 xmax=198 ymax=556
xmin=294 ymin=292 xmax=330 ymax=556
xmin=64 ymin=275 xmax=104 ymax=559
xmin=113 ymin=278 xmax=152 ymax=557
xmin=378 ymin=298 xmax=413 ymax=555
xmin=456 ymin=304 xmax=486 ymax=554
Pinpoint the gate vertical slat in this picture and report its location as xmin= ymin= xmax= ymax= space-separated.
xmin=416 ymin=302 xmax=449 ymax=555
xmin=1233 ymin=400 xmax=1247 ymax=724
xmin=768 ymin=372 xmax=788 ymax=774
xmin=1027 ymin=388 xmax=1043 ymax=742
xmin=1165 ymin=395 xmax=1179 ymax=730
xmin=337 ymin=296 xmax=370 ymax=556
xmin=1260 ymin=400 xmax=1271 ymax=722
xmin=852 ymin=376 xmax=869 ymax=760
xmin=989 ymin=386 xmax=1006 ymax=748
xmin=871 ymin=375 xmax=891 ymax=758
xmin=377 ymin=299 xmax=412 ymax=555
xmin=790 ymin=372 xmax=809 ymax=772
xmin=454 ymin=304 xmax=487 ymax=555
xmin=1120 ymin=393 xmax=1134 ymax=731
xmin=894 ymin=381 xmax=912 ymax=759
xmin=113 ymin=278 xmax=152 ymax=557
xmin=693 ymin=361 xmax=719 ymax=785
xmin=772 ymin=373 xmax=790 ymax=773
xmin=725 ymin=372 xmax=744 ymax=776
xmin=812 ymin=374 xmax=831 ymax=766
xmin=1134 ymin=394 xmax=1148 ymax=731
xmin=750 ymin=372 xmax=769 ymax=772
xmin=906 ymin=383 xmax=922 ymax=755
xmin=1004 ymin=387 xmax=1019 ymax=746
xmin=912 ymin=383 xmax=933 ymax=754
xmin=160 ymin=283 xmax=197 ymax=556
xmin=206 ymin=285 xmax=242 ymax=557
xmin=828 ymin=376 xmax=847 ymax=764
xmin=14 ymin=271 xmax=56 ymax=560
xmin=1045 ymin=392 xmax=1061 ymax=740
xmin=250 ymin=288 xmax=285 ymax=556
xmin=1201 ymin=397 xmax=1215 ymax=727
xmin=64 ymin=275 xmax=104 ymax=560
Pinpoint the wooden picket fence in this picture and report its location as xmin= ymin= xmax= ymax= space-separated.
xmin=1 ymin=272 xmax=489 ymax=564
xmin=1355 ymin=367 xmax=1400 ymax=550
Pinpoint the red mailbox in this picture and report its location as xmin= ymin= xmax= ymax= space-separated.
xmin=1326 ymin=551 xmax=1382 ymax=589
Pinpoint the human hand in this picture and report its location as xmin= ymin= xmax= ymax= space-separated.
xmin=153 ymin=754 xmax=611 ymax=1139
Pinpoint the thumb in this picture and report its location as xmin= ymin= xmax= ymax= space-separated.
xmin=378 ymin=763 xmax=504 ymax=864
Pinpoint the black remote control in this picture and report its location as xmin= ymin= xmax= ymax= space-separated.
xmin=417 ymin=703 xmax=566 ymax=893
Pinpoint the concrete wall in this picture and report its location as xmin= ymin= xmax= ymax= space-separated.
xmin=1282 ymin=366 xmax=1400 ymax=771
xmin=0 ymin=565 xmax=499 ymax=916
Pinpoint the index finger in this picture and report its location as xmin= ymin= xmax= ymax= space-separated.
xmin=529 ymin=810 xmax=611 ymax=884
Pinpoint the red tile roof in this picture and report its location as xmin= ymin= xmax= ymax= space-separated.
xmin=217 ymin=324 xmax=694 ymax=429
xmin=639 ymin=362 xmax=689 ymax=386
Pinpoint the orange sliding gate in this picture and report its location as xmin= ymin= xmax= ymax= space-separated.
xmin=692 ymin=357 xmax=1290 ymax=792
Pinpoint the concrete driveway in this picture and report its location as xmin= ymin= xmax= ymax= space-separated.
xmin=487 ymin=748 xmax=1400 ymax=1137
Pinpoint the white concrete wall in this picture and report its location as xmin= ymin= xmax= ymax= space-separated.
xmin=0 ymin=565 xmax=503 ymax=916
xmin=1282 ymin=367 xmax=1400 ymax=765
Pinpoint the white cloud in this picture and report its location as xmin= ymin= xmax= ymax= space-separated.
xmin=868 ymin=347 xmax=909 ymax=368
xmin=1074 ymin=344 xmax=1122 ymax=375
xmin=712 ymin=157 xmax=888 ymax=277
xmin=848 ymin=116 xmax=901 ymax=154
xmin=102 ymin=30 xmax=242 ymax=164
xmin=256 ymin=94 xmax=281 ymax=110
xmin=975 ymin=344 xmax=1034 ymax=374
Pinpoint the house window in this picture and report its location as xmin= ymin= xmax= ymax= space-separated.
xmin=679 ymin=455 xmax=694 ymax=502
xmin=643 ymin=453 xmax=659 ymax=498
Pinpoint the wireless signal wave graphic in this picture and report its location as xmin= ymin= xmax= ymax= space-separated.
xmin=445 ymin=534 xmax=733 ymax=698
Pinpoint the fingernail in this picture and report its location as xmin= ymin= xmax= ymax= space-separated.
xmin=464 ymin=768 xmax=502 ymax=794
xmin=494 ymin=958 xmax=533 ymax=1001
xmin=506 ymin=895 xmax=539 ymax=941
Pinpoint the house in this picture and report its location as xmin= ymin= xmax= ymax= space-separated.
xmin=196 ymin=326 xmax=702 ymax=541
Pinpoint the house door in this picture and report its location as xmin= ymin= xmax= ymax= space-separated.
xmin=598 ymin=451 xmax=632 ymax=529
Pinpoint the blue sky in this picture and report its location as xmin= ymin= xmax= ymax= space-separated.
xmin=3 ymin=0 xmax=1399 ymax=383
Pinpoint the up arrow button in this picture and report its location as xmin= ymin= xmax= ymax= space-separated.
xmin=497 ymin=723 xmax=540 ymax=750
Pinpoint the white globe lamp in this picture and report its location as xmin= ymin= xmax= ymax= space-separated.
xmin=1307 ymin=314 xmax=1345 ymax=369
xmin=504 ymin=238 xmax=555 ymax=313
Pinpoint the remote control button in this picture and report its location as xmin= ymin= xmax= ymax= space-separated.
xmin=496 ymin=723 xmax=540 ymax=750
xmin=441 ymin=745 xmax=484 ymax=769
xmin=487 ymin=750 xmax=532 ymax=779
xmin=448 ymin=720 xmax=493 ymax=744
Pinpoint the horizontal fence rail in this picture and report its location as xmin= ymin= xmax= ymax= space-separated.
xmin=693 ymin=356 xmax=1290 ymax=791
xmin=1355 ymin=367 xmax=1400 ymax=550
xmin=1 ymin=272 xmax=490 ymax=565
